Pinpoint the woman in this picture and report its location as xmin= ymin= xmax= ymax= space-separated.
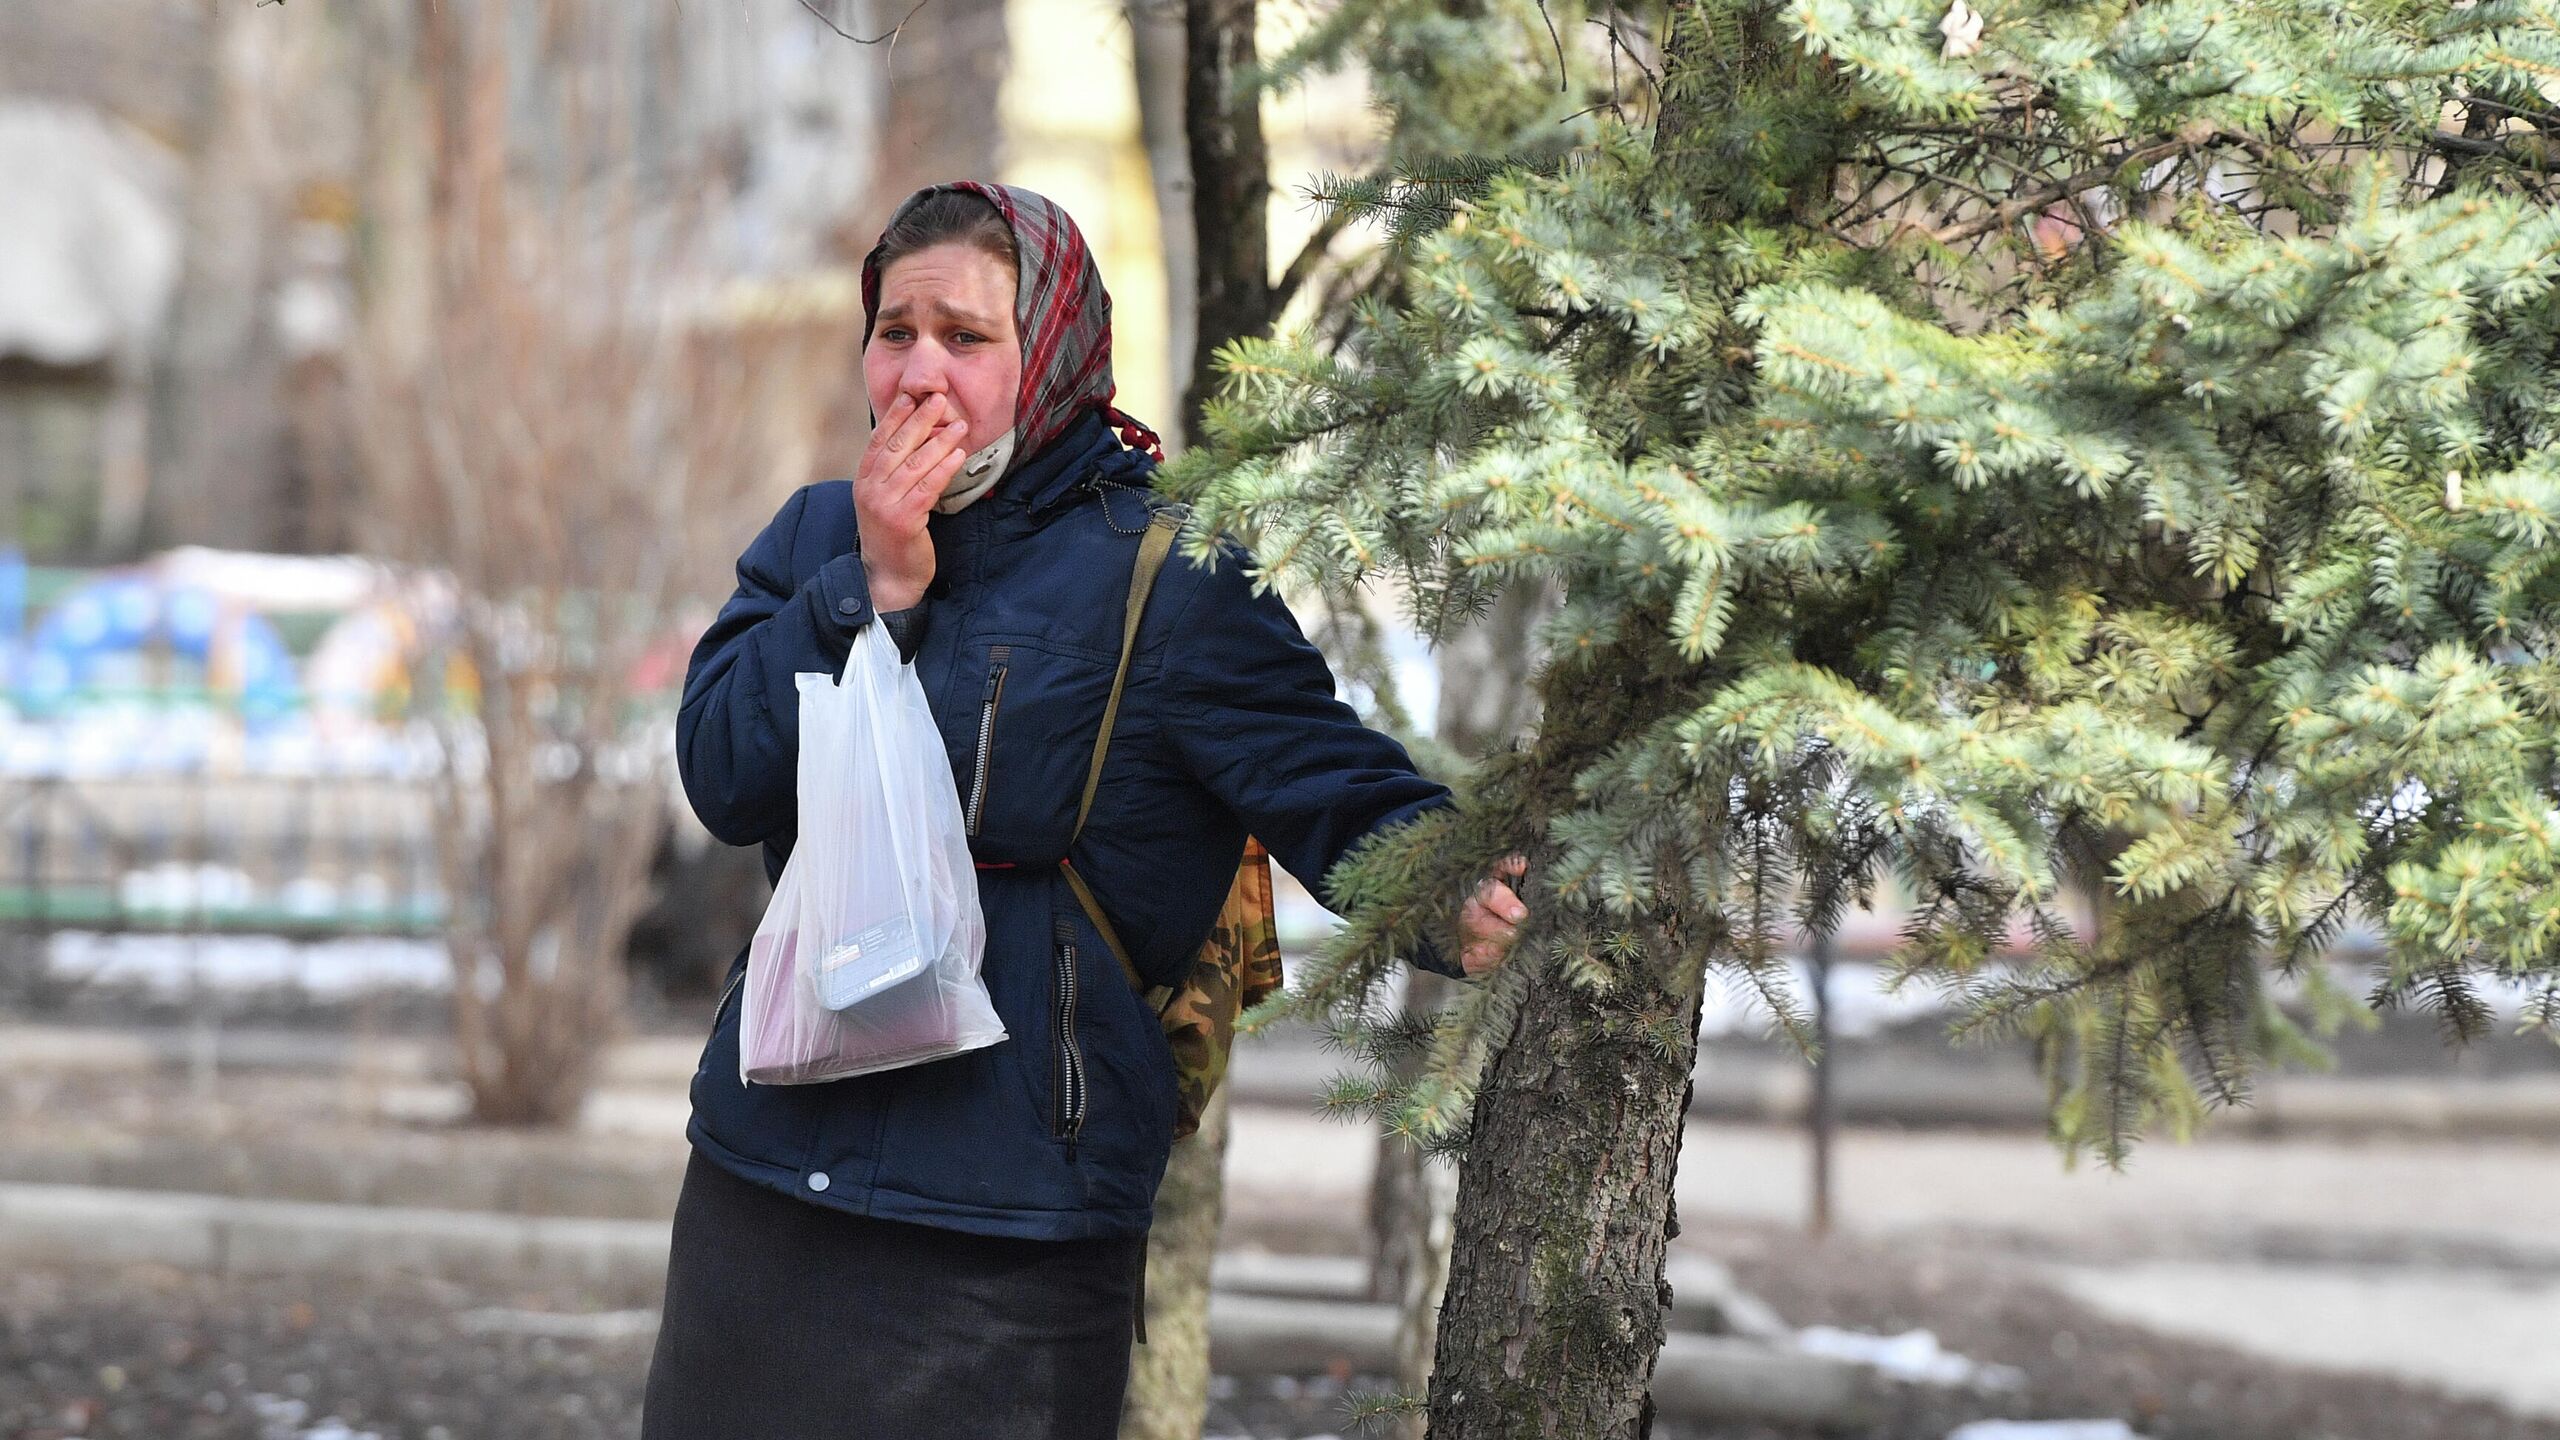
xmin=642 ymin=181 xmax=1530 ymax=1438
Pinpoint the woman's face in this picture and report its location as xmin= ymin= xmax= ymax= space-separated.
xmin=864 ymin=241 xmax=1021 ymax=460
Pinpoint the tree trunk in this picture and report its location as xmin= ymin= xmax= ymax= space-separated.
xmin=1424 ymin=945 xmax=1702 ymax=1439
xmin=1179 ymin=0 xmax=1267 ymax=439
xmin=1369 ymin=577 xmax=1558 ymax=1437
xmin=1429 ymin=580 xmax=1557 ymax=758
xmin=1126 ymin=0 xmax=1194 ymax=454
xmin=146 ymin=0 xmax=292 ymax=557
xmin=1120 ymin=1087 xmax=1230 ymax=1439
xmin=1121 ymin=0 xmax=1270 ymax=1427
xmin=865 ymin=0 xmax=1009 ymax=224
xmin=807 ymin=0 xmax=1011 ymax=476
xmin=351 ymin=0 xmax=841 ymax=1130
xmin=1377 ymin=1087 xmax=1457 ymax=1440
xmin=1417 ymin=17 xmax=1774 ymax=1431
xmin=1367 ymin=973 xmax=1454 ymax=1306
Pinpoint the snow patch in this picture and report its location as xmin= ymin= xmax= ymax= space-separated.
xmin=1945 ymin=1414 xmax=2150 ymax=1424
xmin=1795 ymin=1325 xmax=2026 ymax=1390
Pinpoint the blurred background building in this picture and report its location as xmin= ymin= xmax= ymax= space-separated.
xmin=0 ymin=0 xmax=1377 ymax=1000
xmin=0 ymin=0 xmax=1373 ymax=566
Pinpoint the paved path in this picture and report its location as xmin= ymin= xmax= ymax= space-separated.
xmin=1230 ymin=1110 xmax=2560 ymax=1262
xmin=1224 ymin=1109 xmax=2560 ymax=1419
xmin=2048 ymin=1261 xmax=2560 ymax=1421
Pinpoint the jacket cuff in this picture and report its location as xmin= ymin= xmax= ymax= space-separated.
xmin=1409 ymin=933 xmax=1469 ymax=980
xmin=813 ymin=552 xmax=873 ymax=641
xmin=880 ymin=605 xmax=927 ymax=664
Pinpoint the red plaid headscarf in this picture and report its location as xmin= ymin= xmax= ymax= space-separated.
xmin=860 ymin=181 xmax=1164 ymax=468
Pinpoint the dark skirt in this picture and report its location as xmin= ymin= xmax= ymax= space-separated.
xmin=641 ymin=1151 xmax=1146 ymax=1440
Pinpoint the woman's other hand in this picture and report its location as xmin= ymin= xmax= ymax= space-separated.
xmin=855 ymin=392 xmax=968 ymax=611
xmin=1458 ymin=853 xmax=1530 ymax=977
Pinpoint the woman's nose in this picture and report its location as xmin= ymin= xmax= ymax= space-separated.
xmin=900 ymin=349 xmax=951 ymax=394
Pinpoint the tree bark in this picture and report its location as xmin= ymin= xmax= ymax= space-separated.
xmin=1422 ymin=944 xmax=1702 ymax=1439
xmin=1430 ymin=580 xmax=1556 ymax=757
xmin=1652 ymin=0 xmax=1779 ymax=175
xmin=1126 ymin=0 xmax=1195 ymax=454
xmin=864 ymin=0 xmax=1009 ymax=228
xmin=1370 ymin=577 xmax=1558 ymax=1438
xmin=1120 ymin=0 xmax=1271 ymax=1426
xmin=146 ymin=0 xmax=292 ymax=557
xmin=1378 ymin=1091 xmax=1457 ymax=1440
xmin=1120 ymin=1088 xmax=1230 ymax=1440
xmin=1367 ymin=972 xmax=1454 ymax=1306
xmin=808 ymin=0 xmax=1011 ymax=476
xmin=1179 ymin=0 xmax=1267 ymax=440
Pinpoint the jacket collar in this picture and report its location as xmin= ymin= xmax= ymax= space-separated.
xmin=987 ymin=409 xmax=1142 ymax=521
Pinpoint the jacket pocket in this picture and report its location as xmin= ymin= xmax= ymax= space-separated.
xmin=1051 ymin=913 xmax=1088 ymax=1159
xmin=964 ymin=645 xmax=1011 ymax=837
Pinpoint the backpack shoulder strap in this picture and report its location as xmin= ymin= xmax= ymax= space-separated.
xmin=1063 ymin=504 xmax=1186 ymax=994
xmin=1071 ymin=505 xmax=1184 ymax=844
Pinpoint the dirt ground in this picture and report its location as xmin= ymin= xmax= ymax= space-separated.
xmin=0 ymin=1263 xmax=649 ymax=1440
xmin=9 ymin=1023 xmax=2560 ymax=1440
xmin=1698 ymin=1223 xmax=2560 ymax=1440
xmin=7 ymin=1238 xmax=2553 ymax=1440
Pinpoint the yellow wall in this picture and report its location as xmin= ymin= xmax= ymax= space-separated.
xmin=998 ymin=0 xmax=1171 ymax=429
xmin=999 ymin=0 xmax=1384 ymax=439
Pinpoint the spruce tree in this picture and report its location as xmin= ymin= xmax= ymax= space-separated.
xmin=1162 ymin=2 xmax=2560 ymax=1434
xmin=1247 ymin=7 xmax=1634 ymax=1429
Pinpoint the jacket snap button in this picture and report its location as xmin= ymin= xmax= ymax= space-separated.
xmin=806 ymin=1171 xmax=830 ymax=1192
xmin=836 ymin=599 xmax=862 ymax=617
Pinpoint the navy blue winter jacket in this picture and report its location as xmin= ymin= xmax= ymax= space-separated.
xmin=675 ymin=411 xmax=1457 ymax=1241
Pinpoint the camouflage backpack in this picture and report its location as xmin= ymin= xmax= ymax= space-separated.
xmin=1056 ymin=504 xmax=1283 ymax=1141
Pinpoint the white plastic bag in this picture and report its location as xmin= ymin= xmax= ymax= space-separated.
xmin=739 ymin=623 xmax=1004 ymax=1084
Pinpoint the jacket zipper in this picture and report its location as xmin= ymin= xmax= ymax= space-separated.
xmin=1052 ymin=920 xmax=1088 ymax=1159
xmin=965 ymin=647 xmax=1010 ymax=836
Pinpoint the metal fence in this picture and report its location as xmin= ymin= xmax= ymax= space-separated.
xmin=0 ymin=773 xmax=445 ymax=939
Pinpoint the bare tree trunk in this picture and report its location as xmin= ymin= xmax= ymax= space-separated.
xmin=794 ymin=0 xmax=1011 ymax=477
xmin=1120 ymin=0 xmax=1270 ymax=1427
xmin=348 ymin=0 xmax=847 ymax=1128
xmin=1388 ymin=1138 xmax=1458 ymax=1434
xmin=866 ymin=0 xmax=1009 ymax=216
xmin=1366 ymin=971 xmax=1453 ymax=1305
xmin=1370 ymin=994 xmax=1457 ymax=1440
xmin=1806 ymin=927 xmax=1835 ymax=1236
xmin=1120 ymin=1087 xmax=1230 ymax=1440
xmin=147 ymin=0 xmax=291 ymax=556
xmin=1178 ymin=0 xmax=1267 ymax=438
xmin=1371 ymin=576 xmax=1556 ymax=1438
xmin=1430 ymin=581 xmax=1555 ymax=757
xmin=93 ymin=385 xmax=152 ymax=561
xmin=1126 ymin=0 xmax=1194 ymax=455
xmin=1372 ymin=586 xmax=1553 ymax=1286
xmin=1424 ymin=943 xmax=1702 ymax=1439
